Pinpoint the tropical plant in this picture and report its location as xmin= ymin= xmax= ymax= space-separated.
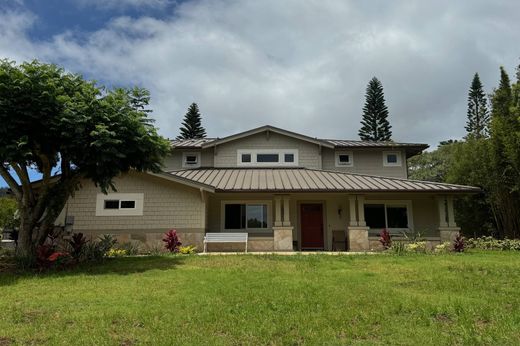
xmin=67 ymin=233 xmax=87 ymax=261
xmin=163 ymin=229 xmax=182 ymax=253
xmin=379 ymin=229 xmax=392 ymax=249
xmin=453 ymin=234 xmax=465 ymax=252
xmin=179 ymin=245 xmax=197 ymax=254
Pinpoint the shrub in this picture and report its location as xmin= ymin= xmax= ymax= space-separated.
xmin=434 ymin=241 xmax=452 ymax=253
xmin=379 ymin=229 xmax=392 ymax=249
xmin=67 ymin=233 xmax=87 ymax=261
xmin=35 ymin=245 xmax=72 ymax=270
xmin=453 ymin=233 xmax=465 ymax=252
xmin=466 ymin=236 xmax=520 ymax=251
xmin=84 ymin=234 xmax=117 ymax=261
xmin=163 ymin=229 xmax=182 ymax=253
xmin=117 ymin=242 xmax=140 ymax=255
xmin=389 ymin=241 xmax=407 ymax=255
xmin=179 ymin=245 xmax=197 ymax=254
xmin=405 ymin=241 xmax=427 ymax=253
xmin=106 ymin=248 xmax=127 ymax=257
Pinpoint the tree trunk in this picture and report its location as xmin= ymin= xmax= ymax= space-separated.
xmin=16 ymin=219 xmax=35 ymax=260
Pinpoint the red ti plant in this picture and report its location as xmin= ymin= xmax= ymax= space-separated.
xmin=453 ymin=233 xmax=465 ymax=252
xmin=68 ymin=233 xmax=88 ymax=261
xmin=379 ymin=229 xmax=392 ymax=250
xmin=163 ymin=229 xmax=182 ymax=253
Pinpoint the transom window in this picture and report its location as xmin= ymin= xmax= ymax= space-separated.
xmin=364 ymin=202 xmax=411 ymax=231
xmin=237 ymin=149 xmax=298 ymax=167
xmin=383 ymin=151 xmax=402 ymax=167
xmin=182 ymin=152 xmax=201 ymax=168
xmin=96 ymin=193 xmax=144 ymax=216
xmin=104 ymin=200 xmax=136 ymax=210
xmin=335 ymin=151 xmax=354 ymax=167
xmin=223 ymin=202 xmax=270 ymax=231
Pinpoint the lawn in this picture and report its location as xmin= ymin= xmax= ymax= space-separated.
xmin=1 ymin=252 xmax=519 ymax=345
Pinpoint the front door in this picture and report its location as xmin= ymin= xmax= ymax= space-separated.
xmin=300 ymin=204 xmax=324 ymax=250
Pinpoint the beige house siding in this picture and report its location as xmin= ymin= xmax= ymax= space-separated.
xmin=58 ymin=171 xmax=206 ymax=247
xmin=321 ymin=148 xmax=407 ymax=178
xmin=213 ymin=132 xmax=321 ymax=169
xmin=163 ymin=149 xmax=214 ymax=171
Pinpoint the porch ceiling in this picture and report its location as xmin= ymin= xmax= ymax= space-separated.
xmin=166 ymin=168 xmax=480 ymax=194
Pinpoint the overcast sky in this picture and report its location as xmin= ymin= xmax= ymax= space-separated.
xmin=1 ymin=1 xmax=519 ymax=149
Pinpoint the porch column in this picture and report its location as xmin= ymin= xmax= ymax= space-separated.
xmin=437 ymin=196 xmax=448 ymax=228
xmin=348 ymin=196 xmax=357 ymax=226
xmin=357 ymin=195 xmax=366 ymax=227
xmin=282 ymin=197 xmax=291 ymax=227
xmin=274 ymin=196 xmax=282 ymax=227
xmin=447 ymin=196 xmax=457 ymax=227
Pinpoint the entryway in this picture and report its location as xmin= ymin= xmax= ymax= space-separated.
xmin=300 ymin=203 xmax=324 ymax=250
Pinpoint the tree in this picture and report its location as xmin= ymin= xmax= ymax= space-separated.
xmin=0 ymin=197 xmax=18 ymax=230
xmin=358 ymin=77 xmax=392 ymax=141
xmin=408 ymin=141 xmax=458 ymax=182
xmin=465 ymin=73 xmax=489 ymax=138
xmin=0 ymin=60 xmax=170 ymax=260
xmin=177 ymin=103 xmax=207 ymax=139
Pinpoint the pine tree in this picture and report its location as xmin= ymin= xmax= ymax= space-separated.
xmin=177 ymin=103 xmax=207 ymax=140
xmin=465 ymin=73 xmax=489 ymax=138
xmin=358 ymin=77 xmax=392 ymax=141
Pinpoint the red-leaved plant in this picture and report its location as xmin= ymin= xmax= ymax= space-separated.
xmin=453 ymin=233 xmax=465 ymax=252
xmin=68 ymin=233 xmax=88 ymax=261
xmin=379 ymin=229 xmax=392 ymax=249
xmin=163 ymin=229 xmax=182 ymax=253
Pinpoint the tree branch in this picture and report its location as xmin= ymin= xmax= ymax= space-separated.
xmin=12 ymin=163 xmax=34 ymax=206
xmin=0 ymin=165 xmax=22 ymax=200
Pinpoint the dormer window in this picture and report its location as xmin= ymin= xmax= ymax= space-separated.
xmin=383 ymin=151 xmax=402 ymax=167
xmin=335 ymin=151 xmax=353 ymax=167
xmin=237 ymin=149 xmax=298 ymax=167
xmin=182 ymin=152 xmax=201 ymax=168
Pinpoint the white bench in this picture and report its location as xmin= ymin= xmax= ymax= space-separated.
xmin=204 ymin=232 xmax=248 ymax=253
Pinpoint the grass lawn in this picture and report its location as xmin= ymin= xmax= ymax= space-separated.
xmin=1 ymin=251 xmax=520 ymax=345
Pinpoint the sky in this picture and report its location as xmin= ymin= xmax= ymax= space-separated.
xmin=0 ymin=0 xmax=519 ymax=186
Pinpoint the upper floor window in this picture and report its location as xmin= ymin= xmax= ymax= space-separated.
xmin=335 ymin=151 xmax=354 ymax=167
xmin=237 ymin=149 xmax=298 ymax=167
xmin=383 ymin=151 xmax=402 ymax=167
xmin=182 ymin=152 xmax=201 ymax=168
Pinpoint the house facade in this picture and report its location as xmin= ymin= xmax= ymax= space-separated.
xmin=57 ymin=125 xmax=478 ymax=252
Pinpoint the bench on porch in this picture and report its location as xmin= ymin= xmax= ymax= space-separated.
xmin=203 ymin=232 xmax=248 ymax=253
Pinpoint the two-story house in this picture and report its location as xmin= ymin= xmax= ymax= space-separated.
xmin=57 ymin=125 xmax=479 ymax=252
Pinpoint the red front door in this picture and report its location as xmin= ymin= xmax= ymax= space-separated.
xmin=300 ymin=204 xmax=324 ymax=250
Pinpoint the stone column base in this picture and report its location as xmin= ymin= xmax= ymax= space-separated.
xmin=347 ymin=226 xmax=369 ymax=252
xmin=439 ymin=227 xmax=461 ymax=243
xmin=273 ymin=226 xmax=294 ymax=251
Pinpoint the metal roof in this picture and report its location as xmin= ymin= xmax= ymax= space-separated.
xmin=323 ymin=139 xmax=428 ymax=148
xmin=170 ymin=138 xmax=217 ymax=148
xmin=167 ymin=168 xmax=479 ymax=193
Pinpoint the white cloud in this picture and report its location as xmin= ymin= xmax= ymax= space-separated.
xmin=0 ymin=0 xmax=519 ymax=147
xmin=74 ymin=0 xmax=172 ymax=10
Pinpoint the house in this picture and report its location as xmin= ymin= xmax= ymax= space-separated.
xmin=56 ymin=125 xmax=479 ymax=252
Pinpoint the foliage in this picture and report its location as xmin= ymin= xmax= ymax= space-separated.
xmin=67 ymin=233 xmax=87 ymax=261
xmin=453 ymin=234 xmax=465 ymax=253
xmin=179 ymin=245 xmax=197 ymax=254
xmin=389 ymin=241 xmax=406 ymax=255
xmin=358 ymin=77 xmax=392 ymax=141
xmin=0 ymin=59 xmax=170 ymax=261
xmin=404 ymin=241 xmax=427 ymax=253
xmin=408 ymin=141 xmax=459 ymax=182
xmin=83 ymin=234 xmax=118 ymax=261
xmin=466 ymin=236 xmax=520 ymax=251
xmin=434 ymin=241 xmax=452 ymax=253
xmin=379 ymin=229 xmax=392 ymax=249
xmin=116 ymin=241 xmax=140 ymax=255
xmin=163 ymin=229 xmax=182 ymax=253
xmin=0 ymin=197 xmax=18 ymax=229
xmin=465 ymin=73 xmax=490 ymax=138
xmin=177 ymin=102 xmax=207 ymax=139
xmin=106 ymin=248 xmax=127 ymax=257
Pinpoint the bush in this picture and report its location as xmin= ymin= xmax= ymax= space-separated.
xmin=379 ymin=229 xmax=392 ymax=249
xmin=453 ymin=233 xmax=465 ymax=253
xmin=405 ymin=241 xmax=427 ymax=253
xmin=466 ymin=236 xmax=520 ymax=251
xmin=83 ymin=234 xmax=117 ymax=261
xmin=434 ymin=241 xmax=452 ymax=253
xmin=106 ymin=248 xmax=127 ymax=257
xmin=67 ymin=233 xmax=87 ymax=261
xmin=389 ymin=242 xmax=407 ymax=255
xmin=163 ymin=229 xmax=182 ymax=253
xmin=116 ymin=242 xmax=140 ymax=255
xmin=179 ymin=245 xmax=197 ymax=254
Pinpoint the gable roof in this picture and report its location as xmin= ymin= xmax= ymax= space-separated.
xmin=170 ymin=125 xmax=428 ymax=155
xmin=167 ymin=168 xmax=479 ymax=194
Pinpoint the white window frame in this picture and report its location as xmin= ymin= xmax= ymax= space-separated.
xmin=364 ymin=200 xmax=413 ymax=233
xmin=383 ymin=151 xmax=402 ymax=167
xmin=221 ymin=200 xmax=273 ymax=233
xmin=237 ymin=149 xmax=298 ymax=167
xmin=182 ymin=152 xmax=201 ymax=168
xmin=96 ymin=193 xmax=144 ymax=216
xmin=335 ymin=151 xmax=354 ymax=167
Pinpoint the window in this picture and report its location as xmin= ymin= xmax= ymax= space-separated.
xmin=182 ymin=152 xmax=201 ymax=168
xmin=237 ymin=149 xmax=298 ymax=166
xmin=364 ymin=202 xmax=411 ymax=230
xmin=96 ymin=193 xmax=144 ymax=216
xmin=383 ymin=151 xmax=402 ymax=167
xmin=335 ymin=151 xmax=354 ymax=167
xmin=223 ymin=202 xmax=270 ymax=231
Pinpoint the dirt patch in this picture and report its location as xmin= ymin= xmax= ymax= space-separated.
xmin=434 ymin=313 xmax=452 ymax=323
xmin=0 ymin=337 xmax=14 ymax=346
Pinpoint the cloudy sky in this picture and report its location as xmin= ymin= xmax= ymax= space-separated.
xmin=0 ymin=1 xmax=519 ymax=154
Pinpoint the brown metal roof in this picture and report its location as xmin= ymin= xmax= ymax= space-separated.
xmin=170 ymin=138 xmax=216 ymax=148
xmin=166 ymin=168 xmax=479 ymax=193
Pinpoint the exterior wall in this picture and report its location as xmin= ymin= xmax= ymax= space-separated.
xmin=321 ymin=148 xmax=407 ymax=178
xmin=163 ymin=149 xmax=214 ymax=171
xmin=213 ymin=132 xmax=321 ymax=169
xmin=57 ymin=171 xmax=206 ymax=250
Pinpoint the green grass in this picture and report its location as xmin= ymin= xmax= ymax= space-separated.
xmin=1 ymin=252 xmax=520 ymax=345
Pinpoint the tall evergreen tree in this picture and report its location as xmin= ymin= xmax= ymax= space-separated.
xmin=358 ymin=77 xmax=392 ymax=141
xmin=465 ymin=73 xmax=489 ymax=138
xmin=177 ymin=103 xmax=207 ymax=140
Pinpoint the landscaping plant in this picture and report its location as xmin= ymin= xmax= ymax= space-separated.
xmin=453 ymin=233 xmax=465 ymax=252
xmin=68 ymin=233 xmax=87 ymax=261
xmin=179 ymin=245 xmax=197 ymax=254
xmin=163 ymin=229 xmax=182 ymax=253
xmin=379 ymin=229 xmax=392 ymax=249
